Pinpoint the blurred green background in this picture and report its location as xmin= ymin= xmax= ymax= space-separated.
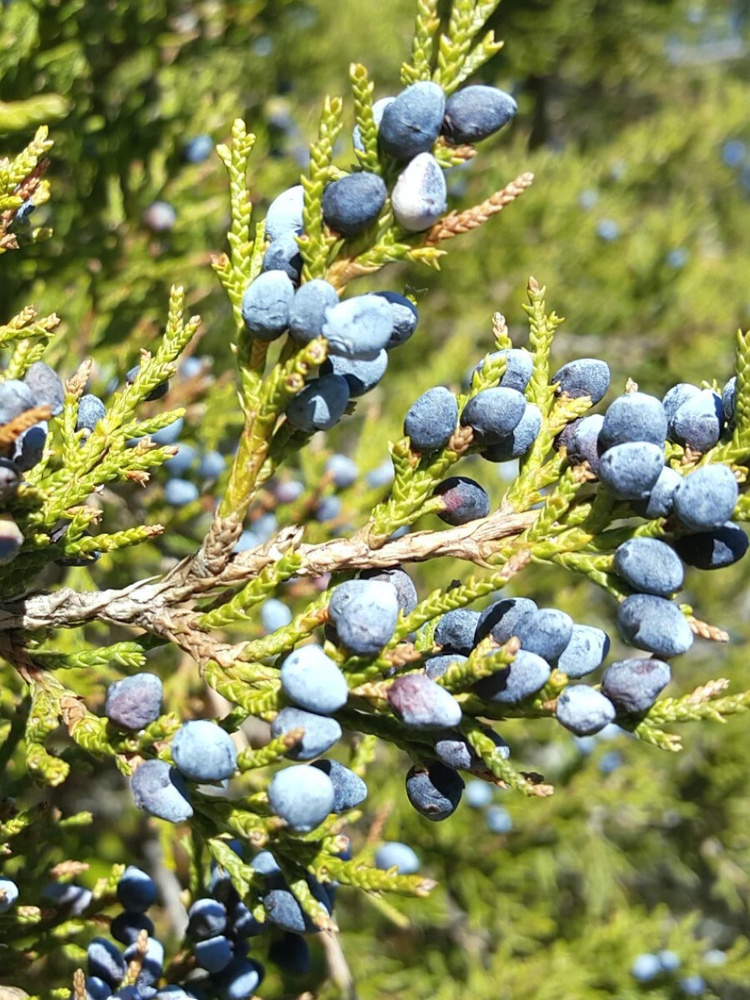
xmin=2 ymin=0 xmax=750 ymax=997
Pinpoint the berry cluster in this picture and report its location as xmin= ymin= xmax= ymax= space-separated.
xmin=241 ymin=82 xmax=517 ymax=431
xmin=116 ymin=332 xmax=748 ymax=834
xmin=86 ymin=867 xmax=163 ymax=1000
xmin=24 ymin=296 xmax=741 ymax=997
xmin=561 ymin=374 xmax=746 ymax=569
xmin=82 ymin=841 xmax=362 ymax=998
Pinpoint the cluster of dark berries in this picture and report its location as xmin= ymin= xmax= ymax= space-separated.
xmin=115 ymin=647 xmax=368 ymax=838
xmin=561 ymin=373 xmax=743 ymax=557
xmin=404 ymin=353 xmax=743 ymax=555
xmin=86 ymin=867 xmax=164 ymax=1000
xmin=0 ymin=349 xmax=225 ymax=565
xmin=106 ymin=669 xmax=237 ymax=827
xmin=559 ymin=373 xmax=745 ymax=569
xmin=189 ymin=837 xmax=352 ymax=992
xmin=84 ymin=827 xmax=354 ymax=996
xmin=403 ymin=348 xmax=560 ymax=524
xmin=240 ymin=82 xmax=517 ymax=436
xmin=242 ymin=263 xmax=418 ymax=432
xmin=402 ymin=356 xmax=608 ymax=525
xmin=380 ymin=591 xmax=676 ymax=818
xmin=392 ymin=598 xmax=603 ymax=816
xmin=350 ymin=82 xmax=516 ymax=230
xmin=84 ymin=862 xmax=265 ymax=999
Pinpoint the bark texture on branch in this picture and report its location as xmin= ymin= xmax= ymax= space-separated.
xmin=0 ymin=506 xmax=538 ymax=636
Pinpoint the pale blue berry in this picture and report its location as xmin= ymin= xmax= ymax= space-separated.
xmin=265 ymin=185 xmax=304 ymax=241
xmin=475 ymin=597 xmax=538 ymax=645
xmin=387 ymin=673 xmax=462 ymax=729
xmin=404 ymin=386 xmax=458 ymax=453
xmin=601 ymin=657 xmax=671 ymax=714
xmin=172 ymin=720 xmax=238 ymax=782
xmin=617 ymin=594 xmax=693 ymax=657
xmin=325 ymin=454 xmax=358 ymax=488
xmin=106 ymin=674 xmax=163 ymax=731
xmin=280 ymin=645 xmax=348 ymax=714
xmin=143 ymin=201 xmax=176 ymax=232
xmin=557 ymin=625 xmax=610 ymax=678
xmin=289 ymin=279 xmax=339 ymax=343
xmin=241 ymin=270 xmax=294 ymax=341
xmin=474 ymin=649 xmax=551 ymax=704
xmin=461 ymin=387 xmax=526 ymax=443
xmin=614 ymin=537 xmax=684 ymax=596
xmin=555 ymin=685 xmax=616 ymax=735
xmin=391 ymin=152 xmax=447 ymax=231
xmin=268 ymin=765 xmax=335 ymax=831
xmin=24 ymin=361 xmax=64 ymax=416
xmin=328 ymin=579 xmax=399 ymax=655
xmin=311 ymin=759 xmax=367 ymax=812
xmin=673 ymin=464 xmax=738 ymax=531
xmin=322 ymin=294 xmax=394 ymax=358
xmin=670 ymin=388 xmax=724 ymax=452
xmin=552 ymin=358 xmax=610 ymax=403
xmin=465 ymin=779 xmax=493 ymax=808
xmin=598 ymin=441 xmax=664 ymax=499
xmin=599 ymin=392 xmax=667 ymax=451
xmin=663 ymin=382 xmax=700 ymax=423
xmin=184 ymin=134 xmax=213 ymax=163
xmin=374 ymin=842 xmax=420 ymax=873
xmin=322 ymin=349 xmax=388 ymax=396
xmin=270 ymin=707 xmax=342 ymax=759
xmin=482 ymin=403 xmax=542 ymax=461
xmin=164 ymin=478 xmax=199 ymax=506
xmin=260 ymin=598 xmax=293 ymax=632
